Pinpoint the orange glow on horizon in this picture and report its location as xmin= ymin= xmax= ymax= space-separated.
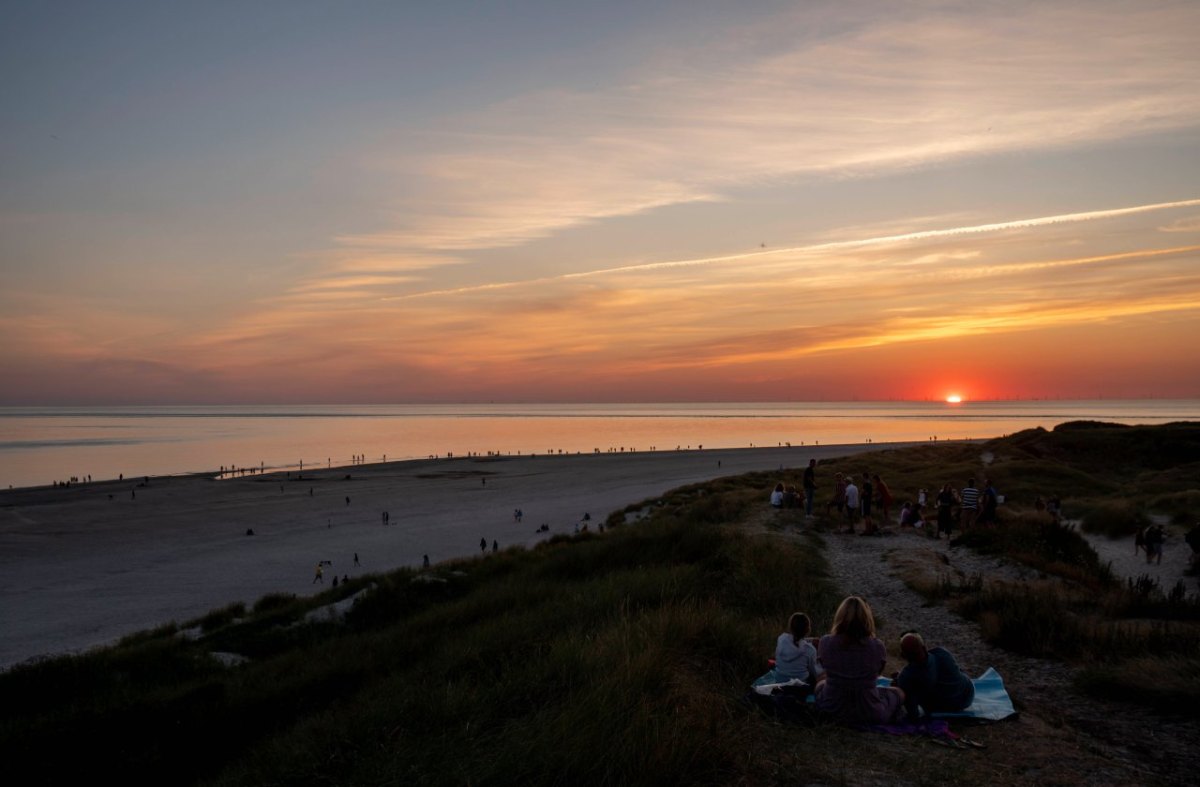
xmin=946 ymin=394 xmax=963 ymax=403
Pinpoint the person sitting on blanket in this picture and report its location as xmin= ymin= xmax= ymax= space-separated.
xmin=775 ymin=612 xmax=823 ymax=686
xmin=894 ymin=632 xmax=974 ymax=719
xmin=813 ymin=596 xmax=905 ymax=724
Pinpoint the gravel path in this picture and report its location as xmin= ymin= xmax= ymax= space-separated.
xmin=759 ymin=518 xmax=1198 ymax=785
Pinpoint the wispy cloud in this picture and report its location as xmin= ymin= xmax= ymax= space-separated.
xmin=1159 ymin=215 xmax=1200 ymax=233
xmin=382 ymin=198 xmax=1200 ymax=299
xmin=337 ymin=0 xmax=1200 ymax=266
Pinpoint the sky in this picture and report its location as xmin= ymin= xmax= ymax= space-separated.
xmin=2 ymin=0 xmax=1199 ymax=404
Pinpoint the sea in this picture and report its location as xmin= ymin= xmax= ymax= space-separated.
xmin=1 ymin=400 xmax=1197 ymax=491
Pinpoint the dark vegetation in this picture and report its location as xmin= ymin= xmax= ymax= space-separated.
xmin=2 ymin=421 xmax=1198 ymax=783
xmin=879 ymin=422 xmax=1200 ymax=714
xmin=1 ymin=483 xmax=852 ymax=786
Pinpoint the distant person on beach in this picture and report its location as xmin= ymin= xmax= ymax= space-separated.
xmin=978 ymin=479 xmax=999 ymax=526
xmin=1145 ymin=525 xmax=1165 ymax=565
xmin=492 ymin=539 xmax=498 ymax=553
xmin=936 ymin=484 xmax=956 ymax=539
xmin=783 ymin=485 xmax=801 ymax=509
xmin=959 ymin=479 xmax=980 ymax=530
xmin=770 ymin=483 xmax=785 ymax=508
xmin=899 ymin=502 xmax=922 ymax=528
xmin=774 ymin=612 xmax=823 ymax=687
xmin=813 ymin=596 xmax=905 ymax=724
xmin=332 ymin=575 xmax=339 ymax=588
xmin=480 ymin=537 xmax=487 ymax=553
xmin=803 ymin=459 xmax=817 ymax=516
xmin=313 ymin=563 xmax=324 ymax=584
xmin=423 ymin=554 xmax=430 ymax=568
xmin=893 ymin=632 xmax=974 ymax=720
xmin=829 ymin=473 xmax=846 ymax=516
xmin=874 ymin=475 xmax=893 ymax=525
xmin=354 ymin=552 xmax=361 ymax=567
xmin=345 ymin=496 xmax=350 ymax=506
xmin=844 ymin=477 xmax=860 ymax=533
xmin=1185 ymin=524 xmax=1200 ymax=568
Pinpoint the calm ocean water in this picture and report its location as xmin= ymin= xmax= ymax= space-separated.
xmin=1 ymin=401 xmax=1196 ymax=490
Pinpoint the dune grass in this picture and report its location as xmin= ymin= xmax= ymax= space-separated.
xmin=1080 ymin=500 xmax=1152 ymax=539
xmin=0 ymin=486 xmax=847 ymax=786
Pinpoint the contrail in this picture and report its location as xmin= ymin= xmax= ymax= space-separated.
xmin=385 ymin=197 xmax=1200 ymax=300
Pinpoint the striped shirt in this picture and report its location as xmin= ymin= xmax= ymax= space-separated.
xmin=959 ymin=487 xmax=980 ymax=510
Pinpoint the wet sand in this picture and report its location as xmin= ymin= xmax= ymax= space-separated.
xmin=0 ymin=443 xmax=899 ymax=670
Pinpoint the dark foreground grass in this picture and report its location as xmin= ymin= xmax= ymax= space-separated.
xmin=0 ymin=493 xmax=845 ymax=787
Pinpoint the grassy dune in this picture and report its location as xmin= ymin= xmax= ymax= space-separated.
xmin=2 ymin=421 xmax=1198 ymax=784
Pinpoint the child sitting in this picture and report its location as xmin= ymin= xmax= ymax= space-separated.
xmin=775 ymin=612 xmax=823 ymax=686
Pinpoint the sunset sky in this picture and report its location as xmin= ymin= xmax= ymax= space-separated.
xmin=3 ymin=0 xmax=1199 ymax=404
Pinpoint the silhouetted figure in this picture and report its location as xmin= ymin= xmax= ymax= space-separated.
xmin=354 ymin=552 xmax=360 ymax=567
xmin=313 ymin=564 xmax=324 ymax=584
xmin=246 ymin=528 xmax=255 ymax=536
xmin=492 ymin=539 xmax=498 ymax=553
xmin=423 ymin=554 xmax=430 ymax=568
xmin=332 ymin=575 xmax=339 ymax=588
xmin=480 ymin=537 xmax=487 ymax=553
xmin=345 ymin=496 xmax=350 ymax=506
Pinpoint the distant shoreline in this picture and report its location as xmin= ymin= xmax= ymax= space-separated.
xmin=5 ymin=400 xmax=1197 ymax=491
xmin=1 ymin=439 xmax=976 ymax=497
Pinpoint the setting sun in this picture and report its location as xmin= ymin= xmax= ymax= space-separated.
xmin=946 ymin=394 xmax=963 ymax=403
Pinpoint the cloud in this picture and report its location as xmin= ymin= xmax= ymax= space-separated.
xmin=383 ymin=198 xmax=1200 ymax=299
xmin=343 ymin=0 xmax=1200 ymax=259
xmin=1158 ymin=215 xmax=1200 ymax=233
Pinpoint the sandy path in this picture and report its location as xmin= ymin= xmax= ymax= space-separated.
xmin=0 ymin=443 xmax=893 ymax=670
xmin=779 ymin=522 xmax=1198 ymax=785
xmin=1081 ymin=523 xmax=1195 ymax=591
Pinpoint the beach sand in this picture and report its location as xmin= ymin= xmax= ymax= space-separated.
xmin=0 ymin=443 xmax=894 ymax=670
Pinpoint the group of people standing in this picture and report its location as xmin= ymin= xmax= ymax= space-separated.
xmin=770 ymin=461 xmax=897 ymax=535
xmin=931 ymin=478 xmax=1001 ymax=538
xmin=773 ymin=462 xmax=1005 ymax=539
xmin=770 ymin=596 xmax=974 ymax=724
xmin=824 ymin=471 xmax=895 ymax=534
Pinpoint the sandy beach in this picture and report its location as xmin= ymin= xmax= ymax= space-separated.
xmin=0 ymin=443 xmax=899 ymax=670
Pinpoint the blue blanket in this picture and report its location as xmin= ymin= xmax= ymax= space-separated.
xmin=752 ymin=666 xmax=1016 ymax=722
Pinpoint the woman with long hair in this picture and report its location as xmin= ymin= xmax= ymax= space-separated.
xmin=813 ymin=596 xmax=904 ymax=723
